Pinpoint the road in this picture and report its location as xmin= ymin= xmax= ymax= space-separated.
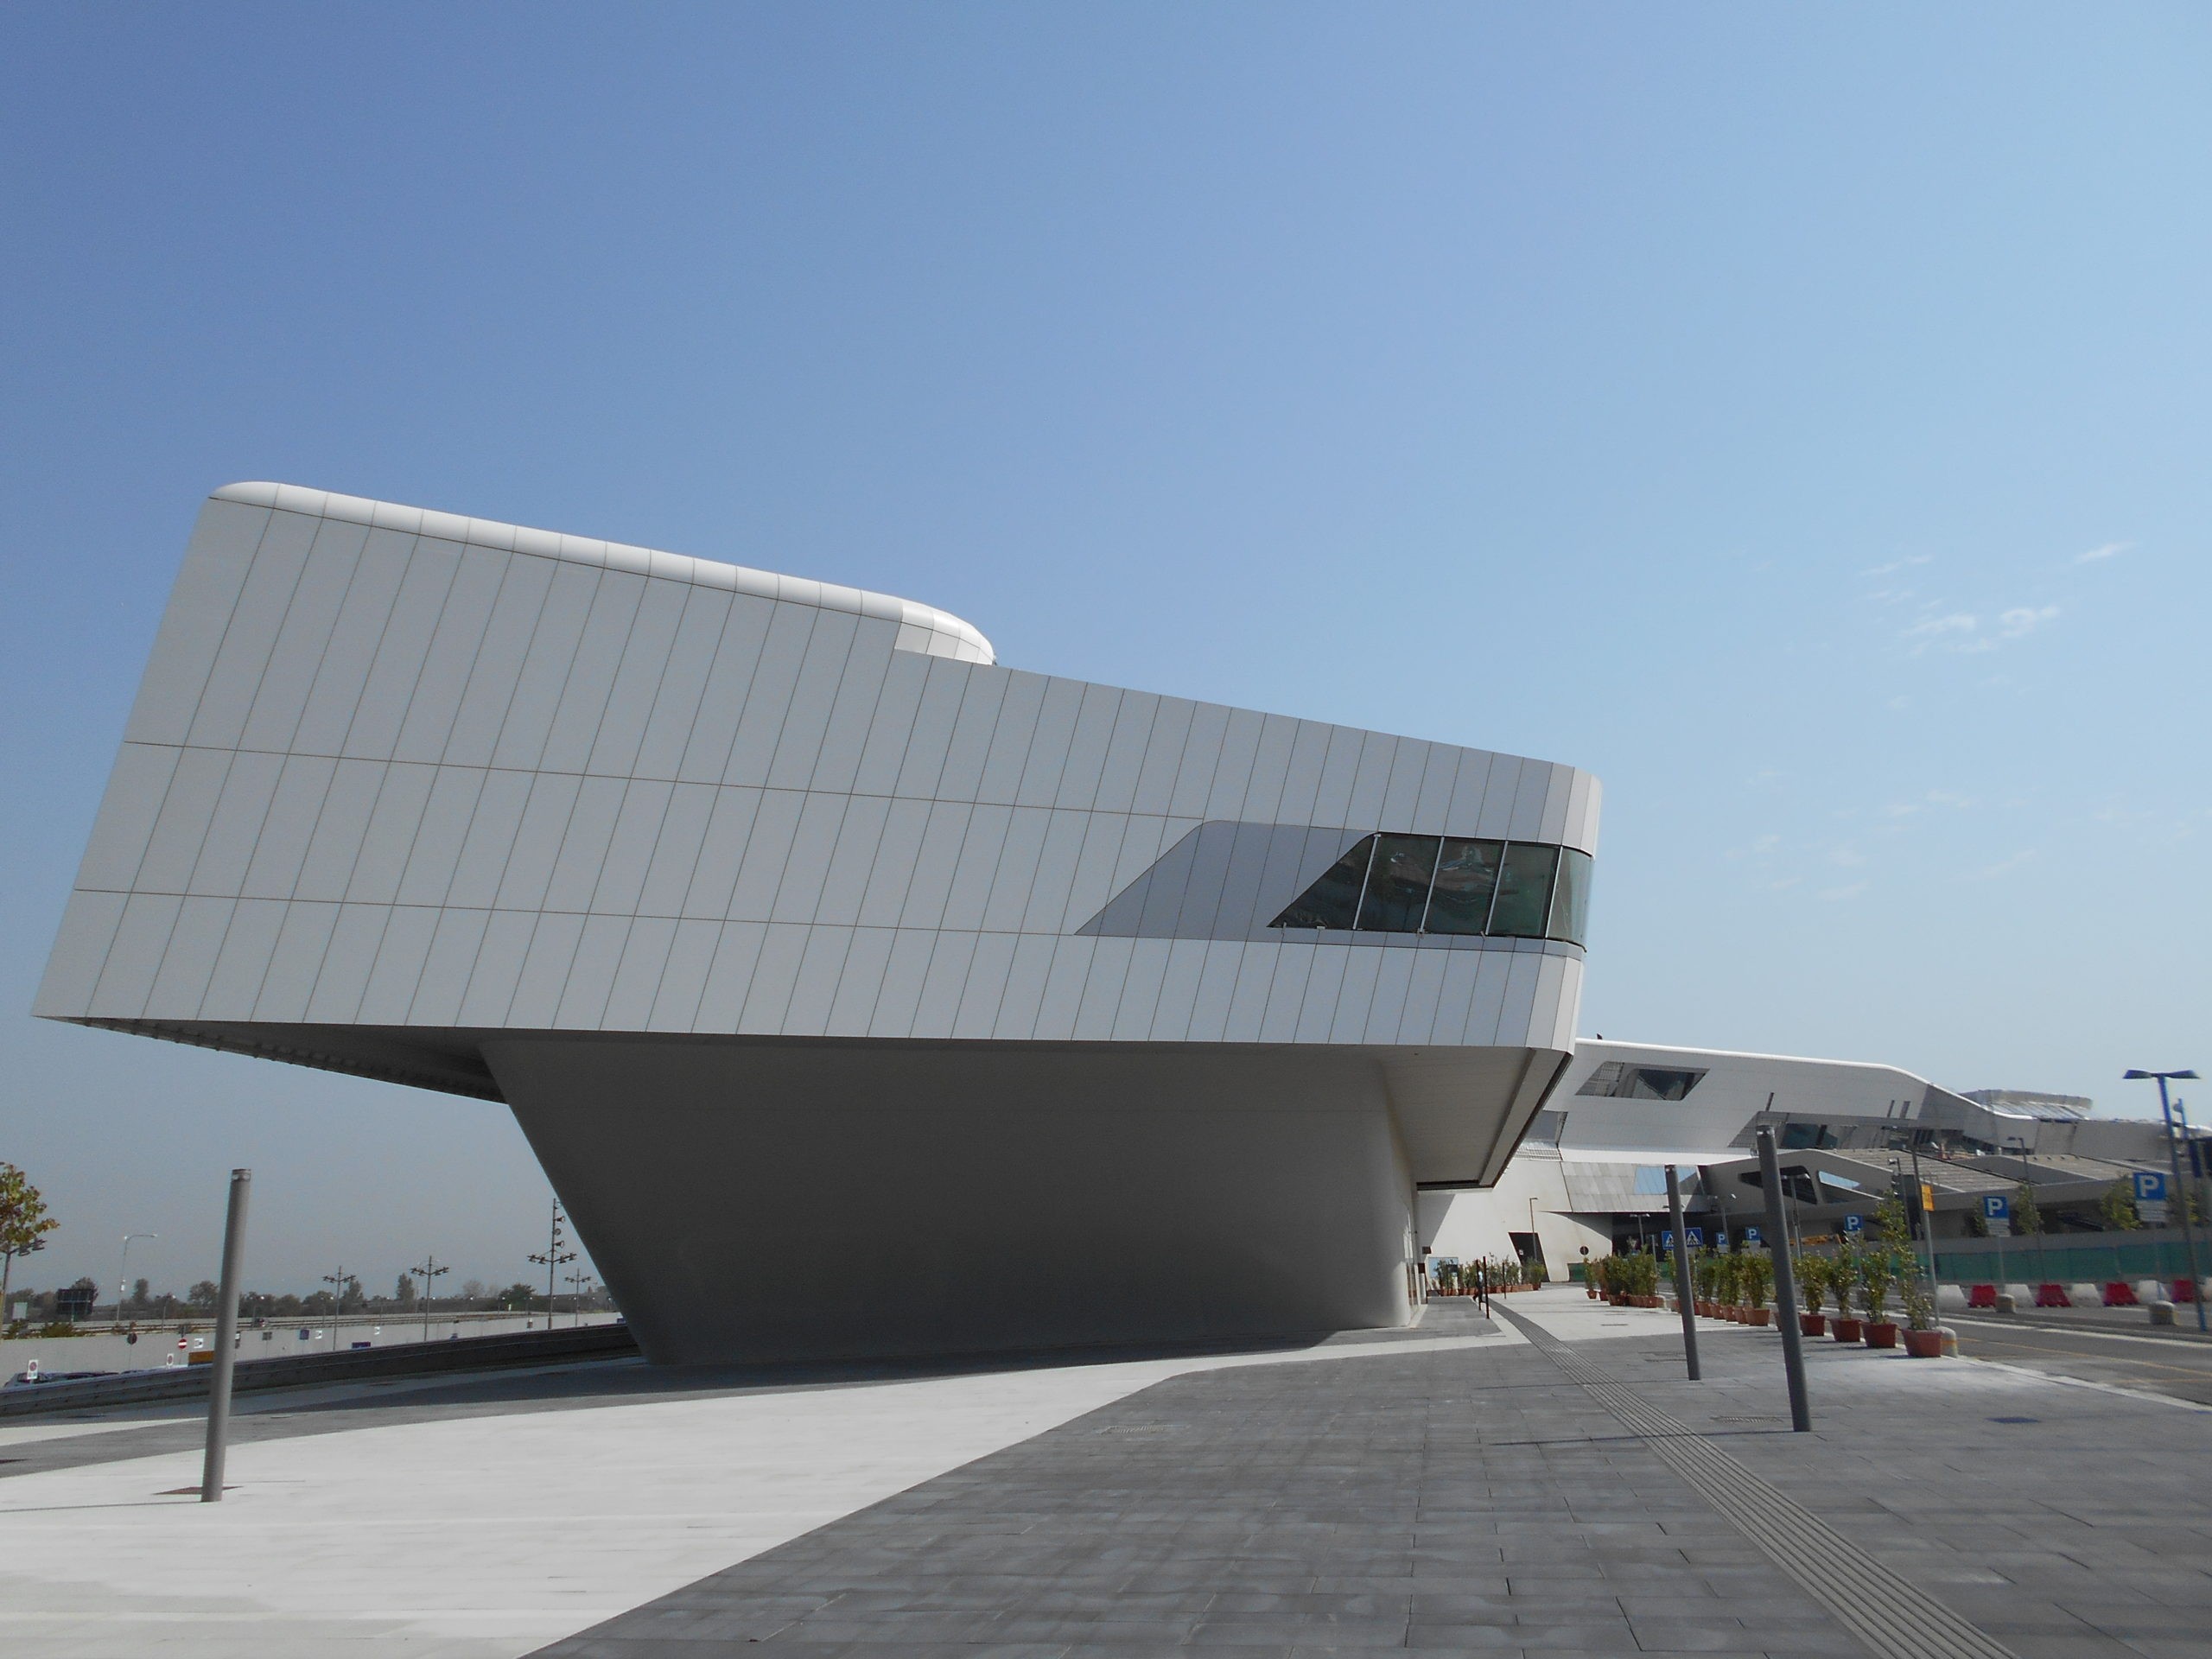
xmin=1950 ymin=1312 xmax=2212 ymax=1408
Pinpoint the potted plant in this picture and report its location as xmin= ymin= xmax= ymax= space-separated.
xmin=1795 ymin=1254 xmax=1829 ymax=1337
xmin=1743 ymin=1251 xmax=1774 ymax=1326
xmin=1829 ymin=1246 xmax=1863 ymax=1342
xmin=1901 ymin=1268 xmax=1942 ymax=1358
xmin=1859 ymin=1246 xmax=1898 ymax=1348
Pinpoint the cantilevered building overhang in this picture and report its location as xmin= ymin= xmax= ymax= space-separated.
xmin=38 ymin=483 xmax=1600 ymax=1363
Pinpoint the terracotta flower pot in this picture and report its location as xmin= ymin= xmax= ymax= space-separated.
xmin=1749 ymin=1307 xmax=1771 ymax=1326
xmin=1800 ymin=1313 xmax=1827 ymax=1337
xmin=1903 ymin=1329 xmax=1942 ymax=1357
xmin=1831 ymin=1318 xmax=1864 ymax=1343
xmin=1864 ymin=1321 xmax=1900 ymax=1350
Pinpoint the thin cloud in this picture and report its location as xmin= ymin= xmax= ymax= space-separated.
xmin=1863 ymin=554 xmax=1935 ymax=577
xmin=1899 ymin=606 xmax=2057 ymax=654
xmin=1968 ymin=850 xmax=2036 ymax=880
xmin=2075 ymin=542 xmax=2129 ymax=564
xmin=1899 ymin=612 xmax=1979 ymax=652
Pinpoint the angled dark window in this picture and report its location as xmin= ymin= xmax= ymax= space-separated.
xmin=1270 ymin=836 xmax=1374 ymax=929
xmin=1486 ymin=842 xmax=1559 ymax=938
xmin=1576 ymin=1063 xmax=1709 ymax=1101
xmin=1270 ymin=829 xmax=1593 ymax=944
xmin=1425 ymin=837 xmax=1503 ymax=934
xmin=1357 ymin=835 xmax=1440 ymax=932
xmin=1548 ymin=848 xmax=1592 ymax=947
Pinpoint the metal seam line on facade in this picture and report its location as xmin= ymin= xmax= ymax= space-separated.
xmin=1495 ymin=1306 xmax=2015 ymax=1659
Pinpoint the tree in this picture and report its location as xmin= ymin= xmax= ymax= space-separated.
xmin=2013 ymin=1181 xmax=2044 ymax=1237
xmin=395 ymin=1273 xmax=417 ymax=1305
xmin=130 ymin=1276 xmax=151 ymax=1310
xmin=2101 ymin=1180 xmax=2141 ymax=1231
xmin=461 ymin=1278 xmax=486 ymax=1303
xmin=188 ymin=1280 xmax=220 ymax=1312
xmin=497 ymin=1281 xmax=539 ymax=1311
xmin=0 ymin=1161 xmax=59 ymax=1315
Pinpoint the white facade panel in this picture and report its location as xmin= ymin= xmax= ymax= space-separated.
xmin=396 ymin=767 xmax=489 ymax=906
xmin=721 ymin=607 xmax=817 ymax=789
xmin=392 ymin=542 xmax=510 ymax=765
xmin=346 ymin=538 xmax=463 ymax=760
xmin=765 ymin=611 xmax=860 ymax=791
xmin=440 ymin=553 xmax=555 ymax=769
xmin=135 ymin=747 xmax=232 ymax=893
xmin=674 ymin=595 xmax=777 ymax=785
xmin=601 ymin=915 xmax=677 ymax=1032
xmin=253 ymin=901 xmax=340 ymax=1023
xmin=443 ymin=769 xmax=533 ymax=909
xmin=184 ymin=507 xmax=319 ymax=752
xmin=490 ymin=563 xmax=602 ymax=772
xmin=73 ymin=741 xmax=182 ymax=893
xmin=123 ymin=500 xmax=268 ymax=747
xmin=586 ymin=579 xmax=690 ymax=779
xmin=148 ymin=894 xmax=232 ymax=1017
xmin=201 ymin=897 xmax=286 ymax=1020
xmin=631 ymin=587 xmax=733 ymax=781
xmin=291 ymin=759 xmax=384 ymax=901
xmin=542 ymin=776 xmax=629 ymax=912
xmin=289 ymin=528 xmax=416 ymax=757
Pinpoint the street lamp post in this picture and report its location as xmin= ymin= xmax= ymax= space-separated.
xmin=2126 ymin=1070 xmax=2204 ymax=1332
xmin=321 ymin=1267 xmax=351 ymax=1351
xmin=2004 ymin=1135 xmax=2049 ymax=1289
xmin=410 ymin=1255 xmax=449 ymax=1342
xmin=528 ymin=1202 xmax=575 ymax=1326
xmin=114 ymin=1232 xmax=156 ymax=1331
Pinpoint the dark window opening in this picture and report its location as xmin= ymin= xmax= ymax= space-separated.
xmin=1574 ymin=1063 xmax=1708 ymax=1102
xmin=1426 ymin=837 xmax=1504 ymax=934
xmin=1271 ymin=836 xmax=1374 ymax=929
xmin=1268 ymin=831 xmax=1591 ymax=944
xmin=1357 ymin=834 xmax=1441 ymax=932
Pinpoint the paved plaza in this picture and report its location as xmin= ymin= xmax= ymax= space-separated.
xmin=3 ymin=1292 xmax=2209 ymax=1657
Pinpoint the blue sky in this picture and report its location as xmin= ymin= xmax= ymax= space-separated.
xmin=4 ymin=5 xmax=2207 ymax=1297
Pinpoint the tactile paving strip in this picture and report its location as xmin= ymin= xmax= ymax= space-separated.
xmin=1495 ymin=1304 xmax=2015 ymax=1659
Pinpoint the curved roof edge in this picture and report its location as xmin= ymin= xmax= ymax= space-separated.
xmin=212 ymin=481 xmax=995 ymax=666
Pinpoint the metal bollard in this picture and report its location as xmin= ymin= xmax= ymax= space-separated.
xmin=200 ymin=1169 xmax=252 ymax=1502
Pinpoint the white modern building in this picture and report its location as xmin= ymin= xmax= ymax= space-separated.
xmin=38 ymin=483 xmax=1599 ymax=1363
xmin=1422 ymin=1039 xmax=2202 ymax=1271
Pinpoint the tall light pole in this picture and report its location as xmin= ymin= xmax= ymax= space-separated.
xmin=114 ymin=1232 xmax=156 ymax=1331
xmin=2126 ymin=1069 xmax=2204 ymax=1332
xmin=321 ymin=1266 xmax=351 ymax=1351
xmin=410 ymin=1255 xmax=448 ymax=1342
xmin=2003 ymin=1134 xmax=2049 ymax=1288
xmin=565 ymin=1268 xmax=594 ymax=1327
xmin=528 ymin=1202 xmax=575 ymax=1325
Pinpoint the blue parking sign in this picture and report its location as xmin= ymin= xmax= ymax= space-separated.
xmin=1980 ymin=1195 xmax=2009 ymax=1221
xmin=1745 ymin=1226 xmax=1762 ymax=1244
xmin=1842 ymin=1213 xmax=1864 ymax=1234
xmin=1714 ymin=1230 xmax=1729 ymax=1249
xmin=2134 ymin=1171 xmax=2169 ymax=1204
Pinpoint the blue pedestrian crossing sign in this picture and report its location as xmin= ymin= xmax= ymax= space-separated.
xmin=1661 ymin=1230 xmax=1674 ymax=1249
xmin=1686 ymin=1227 xmax=1705 ymax=1246
xmin=1842 ymin=1213 xmax=1864 ymax=1234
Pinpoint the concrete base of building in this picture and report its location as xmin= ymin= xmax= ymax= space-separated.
xmin=488 ymin=1036 xmax=1448 ymax=1364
